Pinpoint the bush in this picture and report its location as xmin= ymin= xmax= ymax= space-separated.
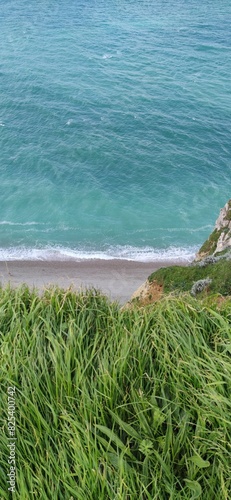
xmin=191 ymin=278 xmax=212 ymax=296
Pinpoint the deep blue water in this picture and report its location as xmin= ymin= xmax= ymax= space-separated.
xmin=0 ymin=0 xmax=230 ymax=261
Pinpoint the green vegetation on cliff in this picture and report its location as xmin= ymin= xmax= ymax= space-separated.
xmin=1 ymin=286 xmax=231 ymax=499
xmin=197 ymin=227 xmax=224 ymax=256
xmin=197 ymin=199 xmax=231 ymax=258
xmin=148 ymin=257 xmax=231 ymax=297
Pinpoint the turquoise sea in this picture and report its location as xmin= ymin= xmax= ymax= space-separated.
xmin=0 ymin=0 xmax=230 ymax=261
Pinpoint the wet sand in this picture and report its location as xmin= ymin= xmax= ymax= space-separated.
xmin=0 ymin=259 xmax=189 ymax=304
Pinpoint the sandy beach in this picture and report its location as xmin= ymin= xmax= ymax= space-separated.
xmin=0 ymin=259 xmax=189 ymax=304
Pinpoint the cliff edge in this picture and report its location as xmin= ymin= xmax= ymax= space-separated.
xmin=125 ymin=200 xmax=231 ymax=308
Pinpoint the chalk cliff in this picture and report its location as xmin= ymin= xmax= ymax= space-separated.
xmin=195 ymin=199 xmax=231 ymax=260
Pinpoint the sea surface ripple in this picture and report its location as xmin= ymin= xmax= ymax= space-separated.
xmin=0 ymin=0 xmax=230 ymax=261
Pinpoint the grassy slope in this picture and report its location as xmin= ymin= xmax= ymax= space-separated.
xmin=1 ymin=286 xmax=231 ymax=499
xmin=148 ymin=259 xmax=231 ymax=297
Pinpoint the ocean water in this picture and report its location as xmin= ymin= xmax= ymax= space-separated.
xmin=0 ymin=0 xmax=230 ymax=261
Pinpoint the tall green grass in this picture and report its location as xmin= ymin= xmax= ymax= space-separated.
xmin=1 ymin=285 xmax=231 ymax=499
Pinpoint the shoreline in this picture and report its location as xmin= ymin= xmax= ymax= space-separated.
xmin=0 ymin=258 xmax=190 ymax=304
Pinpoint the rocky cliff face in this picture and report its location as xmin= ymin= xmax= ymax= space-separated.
xmin=195 ymin=199 xmax=231 ymax=260
xmin=122 ymin=279 xmax=163 ymax=309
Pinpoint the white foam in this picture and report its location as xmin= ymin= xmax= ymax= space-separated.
xmin=0 ymin=221 xmax=45 ymax=226
xmin=0 ymin=245 xmax=198 ymax=263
